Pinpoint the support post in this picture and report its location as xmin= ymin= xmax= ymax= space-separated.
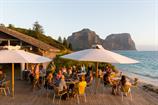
xmin=21 ymin=63 xmax=25 ymax=80
xmin=96 ymin=62 xmax=99 ymax=77
xmin=8 ymin=40 xmax=10 ymax=46
xmin=95 ymin=62 xmax=99 ymax=94
xmin=12 ymin=63 xmax=14 ymax=97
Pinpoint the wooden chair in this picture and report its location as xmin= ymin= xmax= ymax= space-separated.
xmin=4 ymin=81 xmax=10 ymax=95
xmin=53 ymin=86 xmax=67 ymax=104
xmin=0 ymin=86 xmax=7 ymax=96
xmin=121 ymin=84 xmax=132 ymax=101
xmin=0 ymin=81 xmax=10 ymax=96
xmin=86 ymin=78 xmax=94 ymax=94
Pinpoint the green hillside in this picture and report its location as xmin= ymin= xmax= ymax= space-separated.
xmin=8 ymin=26 xmax=66 ymax=50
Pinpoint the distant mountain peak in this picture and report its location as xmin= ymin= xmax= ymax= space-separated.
xmin=73 ymin=28 xmax=94 ymax=35
xmin=67 ymin=28 xmax=103 ymax=50
xmin=80 ymin=28 xmax=92 ymax=32
xmin=67 ymin=29 xmax=136 ymax=51
xmin=107 ymin=33 xmax=131 ymax=38
xmin=103 ymin=33 xmax=136 ymax=50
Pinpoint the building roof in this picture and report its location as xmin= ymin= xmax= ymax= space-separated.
xmin=0 ymin=26 xmax=60 ymax=52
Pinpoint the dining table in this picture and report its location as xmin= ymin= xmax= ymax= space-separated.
xmin=66 ymin=79 xmax=79 ymax=98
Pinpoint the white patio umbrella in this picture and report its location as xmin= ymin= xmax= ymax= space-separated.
xmin=61 ymin=45 xmax=139 ymax=93
xmin=61 ymin=45 xmax=139 ymax=76
xmin=61 ymin=45 xmax=138 ymax=63
xmin=0 ymin=50 xmax=52 ymax=97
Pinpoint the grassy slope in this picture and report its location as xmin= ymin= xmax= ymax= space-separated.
xmin=8 ymin=27 xmax=66 ymax=50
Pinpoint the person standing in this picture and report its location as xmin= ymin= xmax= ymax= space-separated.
xmin=81 ymin=64 xmax=86 ymax=73
xmin=39 ymin=65 xmax=46 ymax=85
xmin=87 ymin=64 xmax=92 ymax=75
xmin=32 ymin=64 xmax=41 ymax=91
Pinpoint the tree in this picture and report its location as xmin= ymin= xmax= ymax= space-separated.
xmin=68 ymin=43 xmax=72 ymax=50
xmin=27 ymin=28 xmax=36 ymax=37
xmin=32 ymin=21 xmax=44 ymax=38
xmin=8 ymin=24 xmax=15 ymax=29
xmin=58 ymin=36 xmax=62 ymax=43
xmin=63 ymin=37 xmax=68 ymax=48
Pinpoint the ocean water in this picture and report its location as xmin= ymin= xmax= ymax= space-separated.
xmin=114 ymin=51 xmax=158 ymax=86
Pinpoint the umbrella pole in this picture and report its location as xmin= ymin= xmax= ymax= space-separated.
xmin=96 ymin=62 xmax=99 ymax=77
xmin=12 ymin=63 xmax=14 ymax=97
xmin=95 ymin=62 xmax=99 ymax=94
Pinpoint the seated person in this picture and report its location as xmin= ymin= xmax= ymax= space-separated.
xmin=67 ymin=67 xmax=72 ymax=79
xmin=103 ymin=72 xmax=113 ymax=86
xmin=87 ymin=64 xmax=92 ymax=76
xmin=86 ymin=71 xmax=93 ymax=86
xmin=105 ymin=66 xmax=110 ymax=73
xmin=59 ymin=75 xmax=67 ymax=91
xmin=72 ymin=71 xmax=79 ymax=80
xmin=44 ymin=73 xmax=54 ymax=90
xmin=62 ymin=66 xmax=67 ymax=74
xmin=58 ymin=75 xmax=67 ymax=100
xmin=110 ymin=71 xmax=117 ymax=78
xmin=56 ymin=70 xmax=62 ymax=80
xmin=98 ymin=68 xmax=103 ymax=79
xmin=132 ymin=78 xmax=138 ymax=86
xmin=0 ymin=70 xmax=6 ymax=86
xmin=103 ymin=72 xmax=120 ymax=95
xmin=120 ymin=75 xmax=131 ymax=87
xmin=119 ymin=75 xmax=132 ymax=96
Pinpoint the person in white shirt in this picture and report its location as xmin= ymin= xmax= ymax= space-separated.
xmin=81 ymin=64 xmax=86 ymax=73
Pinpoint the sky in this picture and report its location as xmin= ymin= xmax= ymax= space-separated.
xmin=0 ymin=0 xmax=158 ymax=51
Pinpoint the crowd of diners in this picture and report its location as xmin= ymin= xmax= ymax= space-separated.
xmin=25 ymin=63 xmax=137 ymax=98
xmin=25 ymin=63 xmax=94 ymax=100
xmin=0 ymin=63 xmax=138 ymax=100
xmin=101 ymin=65 xmax=138 ymax=95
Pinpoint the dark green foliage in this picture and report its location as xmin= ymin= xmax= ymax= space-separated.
xmin=53 ymin=55 xmax=82 ymax=71
xmin=32 ymin=21 xmax=44 ymax=34
xmin=32 ymin=21 xmax=43 ymax=38
xmin=68 ymin=43 xmax=72 ymax=50
xmin=58 ymin=36 xmax=62 ymax=43
xmin=8 ymin=24 xmax=15 ymax=28
xmin=99 ymin=63 xmax=118 ymax=72
xmin=63 ymin=37 xmax=68 ymax=48
xmin=53 ymin=53 xmax=96 ymax=72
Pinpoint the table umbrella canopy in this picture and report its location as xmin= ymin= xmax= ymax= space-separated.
xmin=0 ymin=49 xmax=52 ymax=97
xmin=61 ymin=45 xmax=139 ymax=64
xmin=0 ymin=50 xmax=52 ymax=63
xmin=61 ymin=45 xmax=139 ymax=94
